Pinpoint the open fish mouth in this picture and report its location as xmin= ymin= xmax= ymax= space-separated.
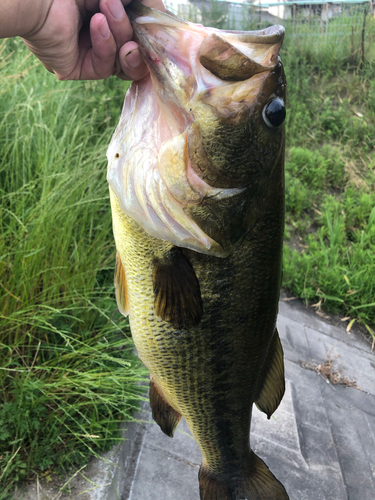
xmin=107 ymin=1 xmax=286 ymax=257
xmin=127 ymin=0 xmax=284 ymax=111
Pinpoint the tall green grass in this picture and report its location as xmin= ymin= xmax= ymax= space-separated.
xmin=0 ymin=38 xmax=147 ymax=497
xmin=281 ymin=15 xmax=375 ymax=337
xmin=1 ymin=7 xmax=375 ymax=496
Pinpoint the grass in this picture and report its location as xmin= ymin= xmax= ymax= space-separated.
xmin=1 ymin=6 xmax=375 ymax=498
xmin=281 ymin=15 xmax=375 ymax=339
xmin=0 ymin=38 xmax=147 ymax=498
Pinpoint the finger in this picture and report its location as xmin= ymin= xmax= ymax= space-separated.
xmin=80 ymin=13 xmax=117 ymax=80
xmin=100 ymin=0 xmax=133 ymax=48
xmin=118 ymin=42 xmax=149 ymax=81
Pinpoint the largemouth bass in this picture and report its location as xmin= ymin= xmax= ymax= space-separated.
xmin=107 ymin=2 xmax=288 ymax=499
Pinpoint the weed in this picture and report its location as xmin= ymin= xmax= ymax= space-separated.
xmin=0 ymin=38 xmax=147 ymax=495
xmin=281 ymin=15 xmax=375 ymax=332
xmin=1 ymin=8 xmax=375 ymax=496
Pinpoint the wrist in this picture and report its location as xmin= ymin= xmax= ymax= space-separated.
xmin=0 ymin=0 xmax=53 ymax=39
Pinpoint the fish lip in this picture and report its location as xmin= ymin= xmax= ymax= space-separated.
xmin=223 ymin=25 xmax=285 ymax=44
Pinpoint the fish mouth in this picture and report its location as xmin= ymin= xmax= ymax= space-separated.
xmin=199 ymin=26 xmax=284 ymax=81
xmin=126 ymin=1 xmax=284 ymax=100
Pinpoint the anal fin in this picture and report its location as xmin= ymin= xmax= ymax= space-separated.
xmin=254 ymin=328 xmax=285 ymax=419
xmin=114 ymin=252 xmax=129 ymax=317
xmin=149 ymin=376 xmax=181 ymax=438
xmin=153 ymin=247 xmax=203 ymax=329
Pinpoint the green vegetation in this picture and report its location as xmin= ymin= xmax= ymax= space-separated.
xmin=282 ymin=15 xmax=375 ymax=339
xmin=0 ymin=38 xmax=147 ymax=497
xmin=1 ymin=6 xmax=375 ymax=498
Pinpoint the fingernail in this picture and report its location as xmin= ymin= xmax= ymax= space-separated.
xmin=125 ymin=49 xmax=141 ymax=68
xmin=107 ymin=0 xmax=125 ymax=20
xmin=99 ymin=18 xmax=111 ymax=39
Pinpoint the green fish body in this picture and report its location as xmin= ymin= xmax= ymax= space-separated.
xmin=107 ymin=3 xmax=288 ymax=499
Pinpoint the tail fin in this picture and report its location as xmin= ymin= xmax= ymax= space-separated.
xmin=198 ymin=452 xmax=289 ymax=500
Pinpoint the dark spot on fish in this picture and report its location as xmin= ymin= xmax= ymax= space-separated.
xmin=115 ymin=153 xmax=120 ymax=158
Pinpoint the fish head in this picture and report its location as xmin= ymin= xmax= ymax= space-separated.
xmin=128 ymin=2 xmax=286 ymax=189
xmin=107 ymin=2 xmax=286 ymax=256
xmin=193 ymin=28 xmax=286 ymax=189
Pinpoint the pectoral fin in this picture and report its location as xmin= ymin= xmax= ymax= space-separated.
xmin=114 ymin=252 xmax=129 ymax=317
xmin=149 ymin=376 xmax=182 ymax=438
xmin=153 ymin=247 xmax=203 ymax=329
xmin=254 ymin=328 xmax=285 ymax=419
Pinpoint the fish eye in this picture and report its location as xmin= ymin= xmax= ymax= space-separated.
xmin=262 ymin=98 xmax=286 ymax=128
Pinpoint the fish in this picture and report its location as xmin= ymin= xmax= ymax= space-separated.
xmin=107 ymin=2 xmax=288 ymax=499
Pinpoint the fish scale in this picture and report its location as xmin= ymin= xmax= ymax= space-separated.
xmin=110 ymin=181 xmax=285 ymax=481
xmin=108 ymin=2 xmax=289 ymax=499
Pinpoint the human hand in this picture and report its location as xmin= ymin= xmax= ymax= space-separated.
xmin=1 ymin=0 xmax=165 ymax=81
